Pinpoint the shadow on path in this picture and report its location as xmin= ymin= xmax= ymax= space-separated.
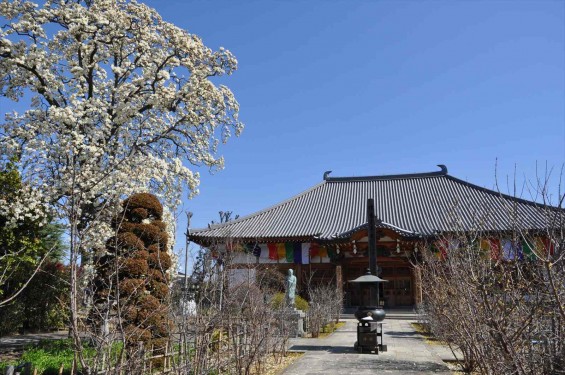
xmin=288 ymin=345 xmax=356 ymax=354
xmin=385 ymin=330 xmax=420 ymax=338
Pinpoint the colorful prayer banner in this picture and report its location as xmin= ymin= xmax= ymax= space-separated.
xmin=488 ymin=238 xmax=501 ymax=260
xmin=252 ymin=244 xmax=261 ymax=257
xmin=542 ymin=238 xmax=555 ymax=256
xmin=293 ymin=243 xmax=302 ymax=264
xmin=301 ymin=243 xmax=310 ymax=264
xmin=479 ymin=239 xmax=490 ymax=258
xmin=285 ymin=242 xmax=294 ymax=263
xmin=435 ymin=239 xmax=448 ymax=260
xmin=309 ymin=243 xmax=319 ymax=258
xmin=267 ymin=243 xmax=278 ymax=260
xmin=277 ymin=243 xmax=286 ymax=260
xmin=502 ymin=239 xmax=523 ymax=260
xmin=521 ymin=239 xmax=535 ymax=260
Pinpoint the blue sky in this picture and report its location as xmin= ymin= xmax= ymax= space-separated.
xmin=1 ymin=1 xmax=564 ymax=260
xmin=146 ymin=1 xmax=565 ymax=237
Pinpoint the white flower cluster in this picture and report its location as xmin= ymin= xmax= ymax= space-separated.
xmin=0 ymin=0 xmax=243 ymax=252
xmin=0 ymin=183 xmax=49 ymax=228
xmin=161 ymin=205 xmax=178 ymax=281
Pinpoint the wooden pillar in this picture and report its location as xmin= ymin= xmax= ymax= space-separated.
xmin=367 ymin=198 xmax=380 ymax=306
xmin=367 ymin=199 xmax=377 ymax=276
xmin=335 ymin=265 xmax=343 ymax=296
xmin=413 ymin=265 xmax=422 ymax=305
xmin=296 ymin=263 xmax=303 ymax=294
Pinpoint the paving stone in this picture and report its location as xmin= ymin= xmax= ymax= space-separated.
xmin=284 ymin=315 xmax=453 ymax=375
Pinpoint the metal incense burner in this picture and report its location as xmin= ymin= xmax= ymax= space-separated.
xmin=350 ymin=269 xmax=387 ymax=353
xmin=349 ymin=198 xmax=388 ymax=354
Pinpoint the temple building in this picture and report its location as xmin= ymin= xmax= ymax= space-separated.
xmin=188 ymin=165 xmax=556 ymax=308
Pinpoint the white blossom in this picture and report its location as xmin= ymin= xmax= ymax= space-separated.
xmin=0 ymin=0 xmax=242 ymax=253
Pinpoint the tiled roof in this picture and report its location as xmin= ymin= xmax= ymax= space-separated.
xmin=189 ymin=165 xmax=560 ymax=243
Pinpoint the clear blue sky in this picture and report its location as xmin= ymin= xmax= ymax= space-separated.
xmin=146 ymin=0 xmax=565 ymax=238
xmin=2 ymin=1 xmax=565 ymax=258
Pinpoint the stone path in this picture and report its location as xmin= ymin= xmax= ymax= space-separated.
xmin=283 ymin=316 xmax=454 ymax=375
xmin=0 ymin=331 xmax=68 ymax=353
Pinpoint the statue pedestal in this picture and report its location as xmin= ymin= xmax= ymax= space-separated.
xmin=284 ymin=307 xmax=305 ymax=338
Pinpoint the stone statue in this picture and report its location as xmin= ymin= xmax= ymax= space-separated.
xmin=285 ymin=269 xmax=297 ymax=308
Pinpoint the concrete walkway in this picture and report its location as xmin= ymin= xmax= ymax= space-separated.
xmin=283 ymin=315 xmax=454 ymax=375
xmin=0 ymin=331 xmax=68 ymax=353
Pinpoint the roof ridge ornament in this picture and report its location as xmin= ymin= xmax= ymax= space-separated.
xmin=323 ymin=170 xmax=332 ymax=180
xmin=437 ymin=164 xmax=448 ymax=174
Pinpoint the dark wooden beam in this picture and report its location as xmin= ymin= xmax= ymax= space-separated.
xmin=367 ymin=198 xmax=377 ymax=275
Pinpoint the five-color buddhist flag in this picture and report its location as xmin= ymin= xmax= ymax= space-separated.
xmin=435 ymin=239 xmax=448 ymax=260
xmin=488 ymin=238 xmax=501 ymax=260
xmin=310 ymin=243 xmax=319 ymax=258
xmin=301 ymin=243 xmax=310 ymax=264
xmin=543 ymin=238 xmax=555 ymax=256
xmin=259 ymin=244 xmax=272 ymax=261
xmin=285 ymin=242 xmax=294 ymax=263
xmin=252 ymin=244 xmax=261 ymax=257
xmin=479 ymin=239 xmax=490 ymax=258
xmin=535 ymin=237 xmax=545 ymax=256
xmin=502 ymin=239 xmax=523 ymax=260
xmin=521 ymin=239 xmax=535 ymax=260
xmin=293 ymin=243 xmax=302 ymax=264
xmin=327 ymin=246 xmax=336 ymax=261
xmin=268 ymin=243 xmax=278 ymax=260
xmin=277 ymin=243 xmax=286 ymax=260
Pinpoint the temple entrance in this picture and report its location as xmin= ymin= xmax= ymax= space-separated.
xmin=343 ymin=262 xmax=414 ymax=308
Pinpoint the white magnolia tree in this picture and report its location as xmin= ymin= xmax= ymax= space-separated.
xmin=0 ymin=0 xmax=242 ymax=370
xmin=0 ymin=0 xmax=242 ymax=247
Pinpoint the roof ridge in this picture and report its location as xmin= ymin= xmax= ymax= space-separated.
xmin=324 ymin=165 xmax=448 ymax=182
xmin=445 ymin=174 xmax=561 ymax=210
xmin=332 ymin=221 xmax=420 ymax=239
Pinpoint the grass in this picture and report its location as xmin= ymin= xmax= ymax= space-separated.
xmin=1 ymin=339 xmax=301 ymax=375
xmin=317 ymin=321 xmax=346 ymax=338
xmin=0 ymin=339 xmax=88 ymax=375
xmin=411 ymin=322 xmax=446 ymax=345
xmin=0 ymin=338 xmax=123 ymax=375
xmin=248 ymin=352 xmax=303 ymax=375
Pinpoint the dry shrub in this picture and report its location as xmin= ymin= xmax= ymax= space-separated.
xmin=131 ymin=250 xmax=149 ymax=260
xmin=149 ymin=281 xmax=169 ymax=300
xmin=130 ymin=207 xmax=149 ymax=221
xmin=124 ymin=324 xmax=152 ymax=343
xmin=147 ymin=244 xmax=160 ymax=253
xmin=148 ymin=251 xmax=172 ymax=270
xmin=148 ymin=268 xmax=167 ymax=283
xmin=123 ymin=193 xmax=163 ymax=219
xmin=123 ymin=258 xmax=149 ymax=277
xmin=256 ymin=267 xmax=285 ymax=293
xmin=151 ymin=221 xmax=167 ymax=231
xmin=177 ymin=251 xmax=295 ymax=375
xmin=115 ymin=222 xmax=167 ymax=247
xmin=306 ymin=280 xmax=343 ymax=338
xmin=90 ymin=193 xmax=171 ymax=360
xmin=106 ymin=232 xmax=145 ymax=252
xmin=120 ymin=278 xmax=146 ymax=297
xmin=138 ymin=295 xmax=161 ymax=315
xmin=122 ymin=306 xmax=139 ymax=322
xmin=420 ymin=233 xmax=564 ymax=375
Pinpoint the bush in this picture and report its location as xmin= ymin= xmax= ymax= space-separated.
xmin=122 ymin=193 xmax=163 ymax=220
xmin=5 ymin=339 xmax=96 ymax=375
xmin=270 ymin=292 xmax=309 ymax=311
xmin=0 ymin=261 xmax=69 ymax=335
xmin=306 ymin=282 xmax=343 ymax=338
